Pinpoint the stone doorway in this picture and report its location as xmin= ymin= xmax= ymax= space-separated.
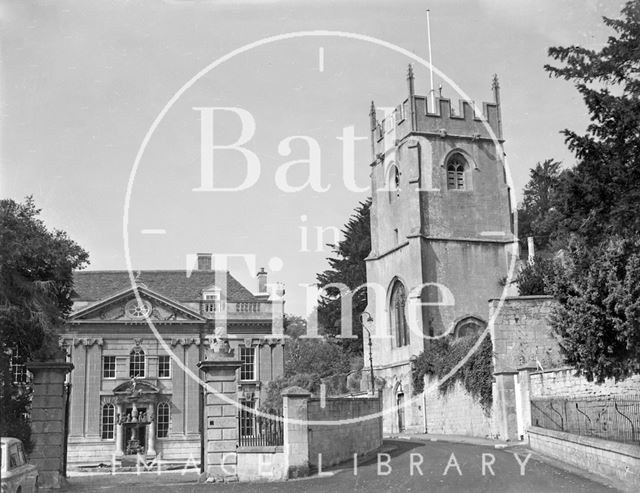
xmin=123 ymin=407 xmax=148 ymax=455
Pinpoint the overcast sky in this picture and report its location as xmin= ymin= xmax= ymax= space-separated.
xmin=1 ymin=0 xmax=625 ymax=315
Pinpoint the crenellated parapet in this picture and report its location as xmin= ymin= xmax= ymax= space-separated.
xmin=370 ymin=69 xmax=503 ymax=161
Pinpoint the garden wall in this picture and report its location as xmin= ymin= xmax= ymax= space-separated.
xmin=281 ymin=387 xmax=383 ymax=477
xmin=423 ymin=375 xmax=495 ymax=438
xmin=530 ymin=367 xmax=640 ymax=399
xmin=307 ymin=395 xmax=383 ymax=469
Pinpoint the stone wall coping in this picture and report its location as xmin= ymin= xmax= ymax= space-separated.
xmin=26 ymin=361 xmax=74 ymax=373
xmin=493 ymin=370 xmax=517 ymax=376
xmin=281 ymin=386 xmax=312 ymax=397
xmin=530 ymin=366 xmax=576 ymax=376
xmin=308 ymin=395 xmax=380 ymax=403
xmin=488 ymin=295 xmax=555 ymax=302
xmin=197 ymin=359 xmax=242 ymax=372
xmin=237 ymin=446 xmax=284 ymax=454
xmin=528 ymin=426 xmax=640 ymax=459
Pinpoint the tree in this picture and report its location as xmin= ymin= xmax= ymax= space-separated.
xmin=316 ymin=198 xmax=371 ymax=353
xmin=284 ymin=337 xmax=352 ymax=380
xmin=517 ymin=159 xmax=565 ymax=252
xmin=0 ymin=197 xmax=89 ymax=449
xmin=529 ymin=1 xmax=640 ymax=382
xmin=514 ymin=257 xmax=559 ymax=296
xmin=261 ymin=314 xmax=361 ymax=411
xmin=547 ymin=237 xmax=640 ymax=382
xmin=544 ymin=0 xmax=640 ymax=243
xmin=283 ymin=313 xmax=307 ymax=338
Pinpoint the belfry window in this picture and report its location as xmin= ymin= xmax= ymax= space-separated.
xmin=129 ymin=347 xmax=145 ymax=378
xmin=389 ymin=280 xmax=409 ymax=347
xmin=101 ymin=403 xmax=115 ymax=440
xmin=446 ymin=154 xmax=468 ymax=190
xmin=157 ymin=402 xmax=170 ymax=438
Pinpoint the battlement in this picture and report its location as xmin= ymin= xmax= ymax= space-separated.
xmin=369 ymin=71 xmax=503 ymax=158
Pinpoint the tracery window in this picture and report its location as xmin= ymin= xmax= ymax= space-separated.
xmin=446 ymin=154 xmax=468 ymax=190
xmin=389 ymin=280 xmax=409 ymax=347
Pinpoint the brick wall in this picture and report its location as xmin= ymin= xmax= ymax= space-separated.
xmin=530 ymin=368 xmax=640 ymax=399
xmin=306 ymin=395 xmax=383 ymax=469
xmin=424 ymin=375 xmax=494 ymax=437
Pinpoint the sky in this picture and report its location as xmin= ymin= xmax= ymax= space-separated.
xmin=1 ymin=0 xmax=625 ymax=315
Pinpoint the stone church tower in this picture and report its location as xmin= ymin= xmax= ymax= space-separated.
xmin=365 ymin=67 xmax=515 ymax=433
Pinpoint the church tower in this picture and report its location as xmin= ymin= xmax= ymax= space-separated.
xmin=365 ymin=67 xmax=515 ymax=433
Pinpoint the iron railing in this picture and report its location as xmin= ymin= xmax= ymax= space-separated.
xmin=238 ymin=410 xmax=283 ymax=447
xmin=531 ymin=396 xmax=640 ymax=444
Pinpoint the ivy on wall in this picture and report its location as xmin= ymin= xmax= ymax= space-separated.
xmin=411 ymin=333 xmax=494 ymax=414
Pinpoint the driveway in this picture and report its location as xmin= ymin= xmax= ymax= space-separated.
xmin=63 ymin=438 xmax=620 ymax=492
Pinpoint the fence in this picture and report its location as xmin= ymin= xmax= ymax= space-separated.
xmin=531 ymin=396 xmax=640 ymax=444
xmin=238 ymin=410 xmax=284 ymax=447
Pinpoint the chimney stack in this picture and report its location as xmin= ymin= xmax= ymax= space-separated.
xmin=257 ymin=267 xmax=267 ymax=294
xmin=197 ymin=253 xmax=212 ymax=271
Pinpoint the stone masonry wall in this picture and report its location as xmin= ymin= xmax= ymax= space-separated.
xmin=528 ymin=426 xmax=640 ymax=490
xmin=490 ymin=296 xmax=565 ymax=373
xmin=306 ymin=395 xmax=382 ymax=469
xmin=530 ymin=368 xmax=640 ymax=399
xmin=424 ymin=375 xmax=495 ymax=438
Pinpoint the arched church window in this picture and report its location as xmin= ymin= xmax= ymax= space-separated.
xmin=454 ymin=317 xmax=485 ymax=338
xmin=389 ymin=280 xmax=409 ymax=347
xmin=157 ymin=402 xmax=170 ymax=438
xmin=129 ymin=347 xmax=145 ymax=378
xmin=387 ymin=164 xmax=400 ymax=200
xmin=446 ymin=154 xmax=468 ymax=190
xmin=101 ymin=403 xmax=115 ymax=440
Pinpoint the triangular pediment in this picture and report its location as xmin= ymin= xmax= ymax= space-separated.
xmin=69 ymin=285 xmax=205 ymax=323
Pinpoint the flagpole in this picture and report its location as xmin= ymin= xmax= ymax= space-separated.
xmin=426 ymin=9 xmax=435 ymax=112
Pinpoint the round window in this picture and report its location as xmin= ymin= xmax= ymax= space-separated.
xmin=125 ymin=299 xmax=152 ymax=319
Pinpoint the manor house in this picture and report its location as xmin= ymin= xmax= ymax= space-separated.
xmin=61 ymin=254 xmax=284 ymax=464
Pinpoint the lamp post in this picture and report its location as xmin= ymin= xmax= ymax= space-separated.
xmin=360 ymin=312 xmax=376 ymax=395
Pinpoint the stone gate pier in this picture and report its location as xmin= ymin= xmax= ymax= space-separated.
xmin=197 ymin=341 xmax=242 ymax=482
xmin=26 ymin=359 xmax=74 ymax=489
